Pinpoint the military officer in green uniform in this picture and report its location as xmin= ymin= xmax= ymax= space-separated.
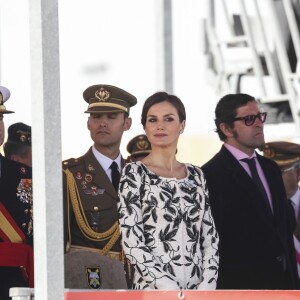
xmin=63 ymin=84 xmax=137 ymax=289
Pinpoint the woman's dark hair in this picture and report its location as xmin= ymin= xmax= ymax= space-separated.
xmin=215 ymin=93 xmax=256 ymax=141
xmin=141 ymin=92 xmax=186 ymax=127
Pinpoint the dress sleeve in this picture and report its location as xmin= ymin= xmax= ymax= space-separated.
xmin=118 ymin=163 xmax=180 ymax=290
xmin=196 ymin=167 xmax=219 ymax=290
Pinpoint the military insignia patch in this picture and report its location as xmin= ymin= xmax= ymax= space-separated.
xmin=84 ymin=187 xmax=105 ymax=195
xmin=88 ymin=164 xmax=95 ymax=171
xmin=16 ymin=179 xmax=33 ymax=237
xmin=85 ymin=174 xmax=93 ymax=182
xmin=20 ymin=167 xmax=26 ymax=174
xmin=86 ymin=267 xmax=102 ymax=289
xmin=95 ymin=87 xmax=110 ymax=101
xmin=75 ymin=172 xmax=82 ymax=180
xmin=82 ymin=186 xmax=105 ymax=196
xmin=17 ymin=179 xmax=33 ymax=204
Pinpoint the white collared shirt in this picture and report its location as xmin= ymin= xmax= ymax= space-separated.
xmin=224 ymin=143 xmax=273 ymax=212
xmin=92 ymin=146 xmax=121 ymax=182
xmin=290 ymin=188 xmax=300 ymax=278
xmin=290 ymin=187 xmax=300 ymax=221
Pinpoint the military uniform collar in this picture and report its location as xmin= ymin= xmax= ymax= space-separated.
xmin=91 ymin=146 xmax=121 ymax=172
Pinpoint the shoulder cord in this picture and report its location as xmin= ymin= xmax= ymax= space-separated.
xmin=64 ymin=169 xmax=120 ymax=256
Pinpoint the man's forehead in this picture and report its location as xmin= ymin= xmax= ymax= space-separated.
xmin=237 ymin=102 xmax=259 ymax=112
xmin=89 ymin=111 xmax=124 ymax=117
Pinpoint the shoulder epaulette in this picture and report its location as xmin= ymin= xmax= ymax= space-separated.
xmin=62 ymin=157 xmax=82 ymax=170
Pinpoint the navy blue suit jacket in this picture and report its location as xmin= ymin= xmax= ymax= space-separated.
xmin=202 ymin=145 xmax=299 ymax=289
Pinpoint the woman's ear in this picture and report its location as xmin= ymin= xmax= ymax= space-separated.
xmin=180 ymin=120 xmax=186 ymax=134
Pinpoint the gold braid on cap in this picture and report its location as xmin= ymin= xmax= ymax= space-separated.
xmin=64 ymin=169 xmax=120 ymax=256
xmin=88 ymin=102 xmax=128 ymax=113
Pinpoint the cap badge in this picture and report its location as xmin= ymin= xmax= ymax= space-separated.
xmin=0 ymin=92 xmax=6 ymax=111
xmin=18 ymin=131 xmax=31 ymax=143
xmin=263 ymin=144 xmax=275 ymax=158
xmin=86 ymin=267 xmax=101 ymax=289
xmin=137 ymin=138 xmax=149 ymax=150
xmin=95 ymin=88 xmax=110 ymax=102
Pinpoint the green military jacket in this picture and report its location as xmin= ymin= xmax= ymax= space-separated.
xmin=63 ymin=147 xmax=126 ymax=253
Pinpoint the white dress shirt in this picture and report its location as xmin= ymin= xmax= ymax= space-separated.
xmin=92 ymin=146 xmax=121 ymax=182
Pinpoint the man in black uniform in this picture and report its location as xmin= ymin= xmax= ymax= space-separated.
xmin=4 ymin=122 xmax=32 ymax=167
xmin=0 ymin=86 xmax=33 ymax=300
xmin=63 ymin=84 xmax=136 ymax=289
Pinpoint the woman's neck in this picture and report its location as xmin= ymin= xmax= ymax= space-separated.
xmin=142 ymin=148 xmax=186 ymax=179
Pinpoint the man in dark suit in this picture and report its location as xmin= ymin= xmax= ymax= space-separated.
xmin=202 ymin=93 xmax=299 ymax=289
xmin=0 ymin=86 xmax=33 ymax=300
xmin=63 ymin=84 xmax=136 ymax=289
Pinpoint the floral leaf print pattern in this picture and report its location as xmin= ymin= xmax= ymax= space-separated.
xmin=118 ymin=161 xmax=219 ymax=290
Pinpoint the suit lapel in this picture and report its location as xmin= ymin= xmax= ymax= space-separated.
xmin=220 ymin=146 xmax=274 ymax=221
xmin=220 ymin=146 xmax=253 ymax=191
xmin=256 ymin=154 xmax=280 ymax=221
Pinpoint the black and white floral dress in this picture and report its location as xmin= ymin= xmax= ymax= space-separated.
xmin=118 ymin=161 xmax=219 ymax=290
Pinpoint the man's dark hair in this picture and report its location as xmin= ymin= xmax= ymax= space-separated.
xmin=4 ymin=143 xmax=31 ymax=160
xmin=215 ymin=93 xmax=256 ymax=141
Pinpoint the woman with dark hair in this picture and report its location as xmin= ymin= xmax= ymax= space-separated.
xmin=118 ymin=92 xmax=219 ymax=290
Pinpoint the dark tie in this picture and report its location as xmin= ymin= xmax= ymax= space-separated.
xmin=110 ymin=161 xmax=120 ymax=191
xmin=241 ymin=158 xmax=270 ymax=209
xmin=288 ymin=199 xmax=297 ymax=231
